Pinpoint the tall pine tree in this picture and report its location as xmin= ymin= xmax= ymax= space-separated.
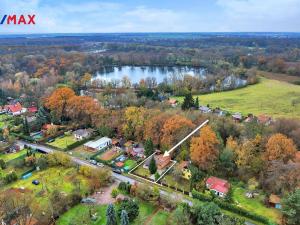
xmin=121 ymin=210 xmax=130 ymax=225
xmin=144 ymin=138 xmax=154 ymax=157
xmin=106 ymin=204 xmax=117 ymax=225
xmin=23 ymin=117 xmax=30 ymax=135
xmin=194 ymin=97 xmax=199 ymax=108
xmin=181 ymin=92 xmax=194 ymax=110
xmin=149 ymin=156 xmax=157 ymax=174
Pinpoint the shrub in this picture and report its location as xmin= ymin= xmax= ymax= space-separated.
xmin=117 ymin=199 xmax=139 ymax=222
xmin=118 ymin=182 xmax=131 ymax=194
xmin=111 ymin=188 xmax=119 ymax=198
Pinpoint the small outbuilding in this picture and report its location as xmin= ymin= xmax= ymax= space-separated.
xmin=84 ymin=137 xmax=112 ymax=151
xmin=269 ymin=194 xmax=282 ymax=209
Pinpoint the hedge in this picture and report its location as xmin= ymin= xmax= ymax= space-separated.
xmin=192 ymin=190 xmax=271 ymax=224
xmin=11 ymin=132 xmax=34 ymax=142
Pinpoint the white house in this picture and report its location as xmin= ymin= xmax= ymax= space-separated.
xmin=73 ymin=128 xmax=93 ymax=140
xmin=84 ymin=137 xmax=112 ymax=151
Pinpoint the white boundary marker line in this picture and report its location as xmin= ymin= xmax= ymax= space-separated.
xmin=155 ymin=160 xmax=177 ymax=183
xmin=128 ymin=151 xmax=156 ymax=174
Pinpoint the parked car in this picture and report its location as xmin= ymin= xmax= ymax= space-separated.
xmin=32 ymin=180 xmax=40 ymax=185
xmin=112 ymin=168 xmax=122 ymax=174
xmin=81 ymin=198 xmax=96 ymax=204
xmin=89 ymin=160 xmax=97 ymax=165
xmin=97 ymin=162 xmax=104 ymax=167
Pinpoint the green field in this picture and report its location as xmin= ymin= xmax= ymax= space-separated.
xmin=48 ymin=135 xmax=78 ymax=149
xmin=175 ymin=78 xmax=300 ymax=118
xmin=0 ymin=149 xmax=27 ymax=163
xmin=232 ymin=187 xmax=281 ymax=224
xmin=57 ymin=200 xmax=170 ymax=225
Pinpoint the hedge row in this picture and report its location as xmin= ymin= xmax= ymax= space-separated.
xmin=192 ymin=190 xmax=270 ymax=224
xmin=66 ymin=137 xmax=93 ymax=150
xmin=11 ymin=132 xmax=34 ymax=142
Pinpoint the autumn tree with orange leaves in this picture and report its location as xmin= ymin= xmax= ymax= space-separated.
xmin=45 ymin=87 xmax=75 ymax=122
xmin=161 ymin=115 xmax=194 ymax=149
xmin=265 ymin=133 xmax=297 ymax=163
xmin=190 ymin=125 xmax=219 ymax=171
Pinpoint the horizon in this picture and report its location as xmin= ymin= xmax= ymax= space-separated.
xmin=0 ymin=0 xmax=300 ymax=34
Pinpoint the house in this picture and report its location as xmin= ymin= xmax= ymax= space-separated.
xmin=27 ymin=106 xmax=38 ymax=114
xmin=144 ymin=154 xmax=171 ymax=170
xmin=127 ymin=147 xmax=145 ymax=158
xmin=199 ymin=105 xmax=211 ymax=114
xmin=213 ymin=108 xmax=226 ymax=117
xmin=244 ymin=114 xmax=255 ymax=123
xmin=4 ymin=102 xmax=27 ymax=116
xmin=177 ymin=161 xmax=191 ymax=180
xmin=232 ymin=112 xmax=242 ymax=122
xmin=84 ymin=137 xmax=112 ymax=151
xmin=168 ymin=99 xmax=178 ymax=107
xmin=73 ymin=128 xmax=93 ymax=140
xmin=269 ymin=194 xmax=282 ymax=209
xmin=206 ymin=176 xmax=230 ymax=197
xmin=257 ymin=114 xmax=272 ymax=125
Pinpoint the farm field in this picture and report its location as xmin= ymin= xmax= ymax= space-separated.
xmin=48 ymin=135 xmax=77 ymax=149
xmin=175 ymin=78 xmax=300 ymax=118
xmin=57 ymin=200 xmax=170 ymax=225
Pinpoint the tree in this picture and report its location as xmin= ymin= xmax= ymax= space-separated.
xmin=80 ymin=72 xmax=92 ymax=88
xmin=181 ymin=92 xmax=194 ymax=110
xmin=190 ymin=125 xmax=219 ymax=171
xmin=161 ymin=115 xmax=194 ymax=148
xmin=149 ymin=157 xmax=157 ymax=174
xmin=191 ymin=202 xmax=222 ymax=225
xmin=120 ymin=210 xmax=129 ymax=225
xmin=171 ymin=204 xmax=191 ymax=225
xmin=23 ymin=117 xmax=30 ymax=135
xmin=265 ymin=133 xmax=297 ymax=163
xmin=194 ymin=97 xmax=199 ymax=108
xmin=144 ymin=138 xmax=154 ymax=157
xmin=218 ymin=148 xmax=236 ymax=177
xmin=45 ymin=87 xmax=75 ymax=121
xmin=189 ymin=164 xmax=205 ymax=191
xmin=106 ymin=204 xmax=117 ymax=225
xmin=123 ymin=107 xmax=146 ymax=141
xmin=282 ymin=189 xmax=300 ymax=225
xmin=118 ymin=199 xmax=139 ymax=222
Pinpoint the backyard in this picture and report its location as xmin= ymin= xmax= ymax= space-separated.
xmin=0 ymin=149 xmax=27 ymax=163
xmin=2 ymin=167 xmax=91 ymax=206
xmin=57 ymin=200 xmax=171 ymax=225
xmin=47 ymin=135 xmax=78 ymax=149
xmin=96 ymin=147 xmax=122 ymax=162
xmin=69 ymin=145 xmax=97 ymax=160
xmin=232 ymin=186 xmax=281 ymax=224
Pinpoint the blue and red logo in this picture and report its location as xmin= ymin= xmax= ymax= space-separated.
xmin=0 ymin=15 xmax=35 ymax=25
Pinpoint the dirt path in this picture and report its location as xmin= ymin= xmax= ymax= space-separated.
xmin=90 ymin=181 xmax=119 ymax=205
xmin=144 ymin=208 xmax=160 ymax=225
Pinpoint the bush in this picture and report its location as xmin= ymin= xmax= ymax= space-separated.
xmin=118 ymin=182 xmax=132 ymax=194
xmin=117 ymin=199 xmax=139 ymax=222
xmin=111 ymin=188 xmax=119 ymax=198
xmin=192 ymin=190 xmax=269 ymax=224
xmin=4 ymin=171 xmax=18 ymax=183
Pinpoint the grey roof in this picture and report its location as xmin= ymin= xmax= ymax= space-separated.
xmin=73 ymin=128 xmax=93 ymax=136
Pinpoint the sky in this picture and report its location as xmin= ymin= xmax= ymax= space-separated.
xmin=0 ymin=0 xmax=300 ymax=33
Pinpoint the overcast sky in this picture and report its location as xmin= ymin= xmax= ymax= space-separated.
xmin=0 ymin=0 xmax=300 ymax=33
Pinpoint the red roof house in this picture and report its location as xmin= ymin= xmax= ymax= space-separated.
xmin=4 ymin=102 xmax=26 ymax=116
xmin=257 ymin=114 xmax=272 ymax=125
xmin=28 ymin=106 xmax=38 ymax=113
xmin=206 ymin=176 xmax=230 ymax=197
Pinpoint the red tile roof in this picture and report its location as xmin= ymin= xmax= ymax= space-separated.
xmin=5 ymin=102 xmax=22 ymax=113
xmin=206 ymin=176 xmax=230 ymax=194
xmin=28 ymin=106 xmax=38 ymax=113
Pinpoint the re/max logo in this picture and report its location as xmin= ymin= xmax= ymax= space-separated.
xmin=0 ymin=15 xmax=36 ymax=25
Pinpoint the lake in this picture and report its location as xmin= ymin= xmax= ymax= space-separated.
xmin=93 ymin=66 xmax=206 ymax=84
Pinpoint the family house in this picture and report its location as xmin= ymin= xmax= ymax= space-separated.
xmin=73 ymin=128 xmax=93 ymax=140
xmin=84 ymin=137 xmax=112 ymax=151
xmin=27 ymin=106 xmax=38 ymax=114
xmin=126 ymin=147 xmax=145 ymax=158
xmin=4 ymin=102 xmax=27 ymax=116
xmin=178 ymin=161 xmax=191 ymax=180
xmin=206 ymin=176 xmax=230 ymax=197
xmin=232 ymin=112 xmax=242 ymax=122
xmin=199 ymin=105 xmax=212 ymax=114
xmin=257 ymin=114 xmax=272 ymax=125
xmin=144 ymin=154 xmax=171 ymax=170
xmin=269 ymin=194 xmax=282 ymax=209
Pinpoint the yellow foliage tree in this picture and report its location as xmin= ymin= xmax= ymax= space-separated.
xmin=190 ymin=125 xmax=219 ymax=171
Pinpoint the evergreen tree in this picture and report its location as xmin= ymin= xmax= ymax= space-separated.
xmin=194 ymin=97 xmax=199 ymax=108
xmin=120 ymin=210 xmax=130 ymax=225
xmin=23 ymin=117 xmax=30 ymax=135
xmin=106 ymin=204 xmax=117 ymax=225
xmin=144 ymin=138 xmax=154 ymax=157
xmin=149 ymin=156 xmax=157 ymax=174
xmin=181 ymin=92 xmax=194 ymax=110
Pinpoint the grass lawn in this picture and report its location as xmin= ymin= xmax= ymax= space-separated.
xmin=69 ymin=146 xmax=96 ymax=160
xmin=0 ymin=114 xmax=13 ymax=128
xmin=148 ymin=210 xmax=170 ymax=225
xmin=48 ymin=135 xmax=78 ymax=149
xmin=57 ymin=204 xmax=107 ymax=225
xmin=174 ymin=77 xmax=300 ymax=118
xmin=0 ymin=149 xmax=27 ymax=163
xmin=132 ymin=200 xmax=156 ymax=225
xmin=123 ymin=159 xmax=137 ymax=170
xmin=132 ymin=165 xmax=151 ymax=177
xmin=161 ymin=173 xmax=190 ymax=192
xmin=1 ymin=167 xmax=90 ymax=206
xmin=233 ymin=186 xmax=281 ymax=224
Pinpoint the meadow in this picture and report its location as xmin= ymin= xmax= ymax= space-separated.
xmin=175 ymin=78 xmax=300 ymax=118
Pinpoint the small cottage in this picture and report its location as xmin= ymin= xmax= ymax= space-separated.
xmin=269 ymin=194 xmax=282 ymax=209
xmin=73 ymin=128 xmax=93 ymax=140
xmin=206 ymin=176 xmax=230 ymax=197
